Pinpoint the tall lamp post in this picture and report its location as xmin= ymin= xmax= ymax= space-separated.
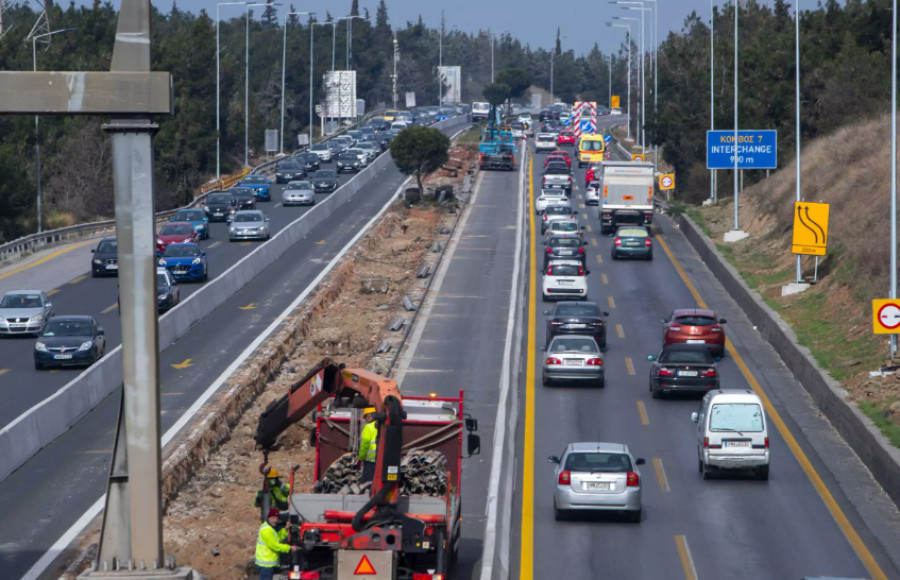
xmin=31 ymin=27 xmax=75 ymax=233
xmin=280 ymin=11 xmax=314 ymax=154
xmin=613 ymin=13 xmax=642 ymax=151
xmin=891 ymin=0 xmax=898 ymax=356
xmin=607 ymin=22 xmax=632 ymax=140
xmin=710 ymin=0 xmax=716 ymax=203
xmin=794 ymin=0 xmax=802 ymax=284
xmin=345 ymin=14 xmax=366 ymax=70
xmin=216 ymin=1 xmax=250 ymax=180
xmin=244 ymin=2 xmax=270 ymax=168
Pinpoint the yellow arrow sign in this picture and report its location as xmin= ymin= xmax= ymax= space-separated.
xmin=791 ymin=201 xmax=829 ymax=256
xmin=239 ymin=303 xmax=256 ymax=310
xmin=171 ymin=358 xmax=193 ymax=369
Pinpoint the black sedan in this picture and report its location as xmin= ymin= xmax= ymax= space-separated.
xmin=228 ymin=187 xmax=257 ymax=211
xmin=544 ymin=301 xmax=609 ymax=349
xmin=611 ymin=226 xmax=653 ymax=261
xmin=647 ymin=343 xmax=719 ymax=399
xmin=336 ymin=152 xmax=362 ymax=173
xmin=275 ymin=159 xmax=306 ymax=183
xmin=204 ymin=191 xmax=236 ymax=222
xmin=90 ymin=237 xmax=119 ymax=277
xmin=34 ymin=315 xmax=106 ymax=370
xmin=313 ymin=169 xmax=340 ymax=193
xmin=544 ymin=235 xmax=587 ymax=270
xmin=293 ymin=152 xmax=321 ymax=173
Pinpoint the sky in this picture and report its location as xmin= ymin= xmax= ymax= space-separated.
xmin=155 ymin=0 xmax=715 ymax=56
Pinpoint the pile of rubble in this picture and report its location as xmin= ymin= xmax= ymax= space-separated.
xmin=315 ymin=450 xmax=449 ymax=497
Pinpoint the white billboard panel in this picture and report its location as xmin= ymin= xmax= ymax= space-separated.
xmin=324 ymin=70 xmax=357 ymax=118
xmin=439 ymin=66 xmax=461 ymax=104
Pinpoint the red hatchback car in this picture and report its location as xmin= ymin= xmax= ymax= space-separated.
xmin=545 ymin=151 xmax=572 ymax=168
xmin=661 ymin=308 xmax=727 ymax=358
xmin=157 ymin=222 xmax=200 ymax=255
xmin=557 ymin=130 xmax=577 ymax=146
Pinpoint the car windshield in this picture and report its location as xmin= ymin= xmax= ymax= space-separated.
xmin=164 ymin=245 xmax=201 ymax=257
xmin=709 ymin=403 xmax=764 ymax=432
xmin=561 ymin=132 xmax=574 ymax=137
xmin=550 ymin=337 xmax=597 ymax=353
xmin=660 ymin=349 xmax=714 ymax=364
xmin=548 ymin=265 xmax=581 ymax=276
xmin=312 ymin=143 xmax=328 ymax=150
xmin=234 ymin=213 xmax=263 ymax=222
xmin=581 ymin=140 xmax=604 ymax=151
xmin=339 ymin=153 xmax=357 ymax=159
xmin=280 ymin=161 xmax=303 ymax=169
xmin=287 ymin=182 xmax=312 ymax=190
xmin=564 ymin=452 xmax=632 ymax=473
xmin=551 ymin=237 xmax=581 ymax=247
xmin=546 ymin=207 xmax=571 ymax=216
xmin=174 ymin=210 xmax=203 ymax=221
xmin=157 ymin=273 xmax=171 ymax=287
xmin=208 ymin=194 xmax=232 ymax=204
xmin=242 ymin=175 xmax=266 ymax=184
xmin=618 ymin=228 xmax=649 ymax=237
xmin=96 ymin=240 xmax=117 ymax=253
xmin=552 ymin=222 xmax=578 ymax=232
xmin=42 ymin=320 xmax=91 ymax=337
xmin=160 ymin=224 xmax=193 ymax=236
xmin=555 ymin=303 xmax=599 ymax=317
xmin=1 ymin=294 xmax=42 ymax=308
xmin=316 ymin=171 xmax=336 ymax=179
xmin=231 ymin=190 xmax=253 ymax=199
xmin=545 ymin=165 xmax=568 ymax=174
xmin=675 ymin=315 xmax=717 ymax=326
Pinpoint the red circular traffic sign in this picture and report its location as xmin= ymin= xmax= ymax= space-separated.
xmin=661 ymin=175 xmax=673 ymax=188
xmin=877 ymin=303 xmax=900 ymax=330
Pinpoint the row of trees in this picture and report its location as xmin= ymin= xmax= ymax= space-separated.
xmin=1 ymin=0 xmax=890 ymax=241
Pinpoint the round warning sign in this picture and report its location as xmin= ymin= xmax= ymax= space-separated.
xmin=873 ymin=299 xmax=900 ymax=334
xmin=661 ymin=175 xmax=673 ymax=188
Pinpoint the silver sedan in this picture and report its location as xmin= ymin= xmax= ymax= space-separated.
xmin=228 ymin=210 xmax=270 ymax=241
xmin=0 ymin=290 xmax=53 ymax=336
xmin=282 ymin=181 xmax=316 ymax=206
xmin=548 ymin=442 xmax=645 ymax=522
xmin=541 ymin=334 xmax=604 ymax=387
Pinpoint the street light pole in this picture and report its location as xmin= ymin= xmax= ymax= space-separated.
xmin=891 ymin=0 xmax=898 ymax=356
xmin=490 ymin=28 xmax=494 ymax=83
xmin=281 ymin=11 xmax=313 ymax=154
xmin=795 ymin=1 xmax=803 ymax=284
xmin=550 ymin=51 xmax=554 ymax=105
xmin=608 ymin=22 xmax=632 ymax=140
xmin=733 ymin=0 xmax=739 ymax=230
xmin=216 ymin=2 xmax=249 ymax=180
xmin=608 ymin=54 xmax=612 ymax=110
xmin=438 ymin=10 xmax=443 ymax=106
xmin=31 ymin=27 xmax=75 ymax=233
xmin=711 ymin=0 xmax=716 ymax=203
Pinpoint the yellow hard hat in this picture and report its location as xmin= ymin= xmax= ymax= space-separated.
xmin=363 ymin=407 xmax=377 ymax=415
xmin=267 ymin=468 xmax=280 ymax=478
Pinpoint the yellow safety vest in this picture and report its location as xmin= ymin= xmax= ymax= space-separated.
xmin=255 ymin=522 xmax=289 ymax=568
xmin=253 ymin=480 xmax=290 ymax=509
xmin=359 ymin=421 xmax=378 ymax=462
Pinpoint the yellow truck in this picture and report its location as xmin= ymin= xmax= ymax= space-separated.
xmin=577 ymin=134 xmax=607 ymax=168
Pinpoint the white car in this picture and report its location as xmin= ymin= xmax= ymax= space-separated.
xmin=585 ymin=181 xmax=601 ymax=206
xmin=541 ymin=206 xmax=578 ymax=234
xmin=310 ymin=142 xmax=333 ymax=162
xmin=345 ymin=148 xmax=369 ymax=167
xmin=535 ymin=189 xmax=570 ymax=214
xmin=544 ymin=219 xmax=584 ymax=243
xmin=535 ymin=133 xmax=558 ymax=152
xmin=542 ymin=259 xmax=589 ymax=301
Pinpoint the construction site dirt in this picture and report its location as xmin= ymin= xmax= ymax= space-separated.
xmin=55 ymin=141 xmax=480 ymax=580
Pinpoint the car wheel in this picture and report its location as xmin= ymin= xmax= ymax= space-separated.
xmin=202 ymin=270 xmax=208 ymax=282
xmin=610 ymin=250 xmax=617 ymax=261
xmin=758 ymin=465 xmax=769 ymax=481
xmin=554 ymin=508 xmax=568 ymax=522
xmin=542 ymin=374 xmax=549 ymax=387
xmin=701 ymin=461 xmax=712 ymax=480
xmin=91 ymin=270 xmax=99 ymax=278
xmin=647 ymin=251 xmax=653 ymax=261
xmin=598 ymin=376 xmax=605 ymax=388
xmin=34 ymin=361 xmax=43 ymax=370
xmin=650 ymin=382 xmax=660 ymax=399
xmin=626 ymin=509 xmax=642 ymax=523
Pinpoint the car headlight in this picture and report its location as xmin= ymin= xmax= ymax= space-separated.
xmin=157 ymin=238 xmax=164 ymax=246
xmin=93 ymin=258 xmax=102 ymax=265
xmin=78 ymin=340 xmax=93 ymax=352
xmin=195 ymin=224 xmax=203 ymax=230
xmin=203 ymin=205 xmax=210 ymax=212
xmin=258 ymin=226 xmax=266 ymax=232
xmin=35 ymin=341 xmax=47 ymax=352
xmin=30 ymin=314 xmax=44 ymax=323
xmin=159 ymin=259 xmax=167 ymax=266
xmin=184 ymin=238 xmax=193 ymax=243
xmin=192 ymin=257 xmax=202 ymax=265
xmin=229 ymin=227 xmax=236 ymax=233
xmin=158 ymin=293 xmax=167 ymax=300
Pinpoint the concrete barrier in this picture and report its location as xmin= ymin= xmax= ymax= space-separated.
xmin=677 ymin=214 xmax=900 ymax=508
xmin=0 ymin=116 xmax=471 ymax=482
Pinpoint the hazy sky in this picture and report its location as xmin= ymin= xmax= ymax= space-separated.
xmin=158 ymin=0 xmax=717 ymax=56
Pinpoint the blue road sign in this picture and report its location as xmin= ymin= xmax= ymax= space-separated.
xmin=707 ymin=130 xmax=777 ymax=169
xmin=579 ymin=120 xmax=595 ymax=134
xmin=603 ymin=134 xmax=612 ymax=143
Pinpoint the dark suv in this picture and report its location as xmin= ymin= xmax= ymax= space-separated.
xmin=91 ymin=237 xmax=119 ymax=277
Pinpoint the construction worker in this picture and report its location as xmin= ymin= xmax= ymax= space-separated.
xmin=253 ymin=468 xmax=290 ymax=511
xmin=255 ymin=507 xmax=297 ymax=580
xmin=358 ymin=407 xmax=378 ymax=484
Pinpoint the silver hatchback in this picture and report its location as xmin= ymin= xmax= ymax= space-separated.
xmin=548 ymin=442 xmax=645 ymax=522
xmin=0 ymin=290 xmax=53 ymax=336
xmin=542 ymin=334 xmax=603 ymax=386
xmin=229 ymin=210 xmax=270 ymax=241
xmin=282 ymin=181 xmax=316 ymax=206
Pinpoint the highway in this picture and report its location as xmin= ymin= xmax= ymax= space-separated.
xmin=0 ymin=162 xmax=367 ymax=427
xmin=0 ymin=155 xmax=414 ymax=579
xmin=516 ymin=142 xmax=900 ymax=579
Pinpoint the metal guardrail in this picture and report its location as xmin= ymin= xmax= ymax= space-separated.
xmin=0 ymin=107 xmax=388 ymax=265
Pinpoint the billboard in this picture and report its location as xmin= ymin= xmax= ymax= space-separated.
xmin=438 ymin=65 xmax=461 ymax=104
xmin=324 ymin=70 xmax=357 ymax=118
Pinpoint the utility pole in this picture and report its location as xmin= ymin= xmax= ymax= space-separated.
xmin=392 ymin=33 xmax=398 ymax=109
xmin=438 ymin=10 xmax=443 ymax=106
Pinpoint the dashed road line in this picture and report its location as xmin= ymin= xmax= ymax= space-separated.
xmin=625 ymin=356 xmax=634 ymax=375
xmin=675 ymin=535 xmax=698 ymax=580
xmin=608 ymin=296 xmax=615 ymax=309
xmin=653 ymin=458 xmax=671 ymax=492
xmin=601 ymin=273 xmax=608 ymax=284
xmin=69 ymin=275 xmax=88 ymax=285
xmin=616 ymin=324 xmax=624 ymax=338
xmin=636 ymin=400 xmax=649 ymax=425
xmin=101 ymin=303 xmax=118 ymax=314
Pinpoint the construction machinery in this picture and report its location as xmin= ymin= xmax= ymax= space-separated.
xmin=255 ymin=358 xmax=480 ymax=580
xmin=478 ymin=104 xmax=516 ymax=171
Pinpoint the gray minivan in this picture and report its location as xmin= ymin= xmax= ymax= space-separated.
xmin=692 ymin=389 xmax=770 ymax=480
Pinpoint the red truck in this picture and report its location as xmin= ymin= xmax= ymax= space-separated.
xmin=255 ymin=359 xmax=480 ymax=580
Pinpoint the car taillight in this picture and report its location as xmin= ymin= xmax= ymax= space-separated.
xmin=645 ymin=238 xmax=652 ymax=247
xmin=546 ymin=247 xmax=553 ymax=254
xmin=764 ymin=437 xmax=769 ymax=448
xmin=549 ymin=321 xmax=563 ymax=326
xmin=413 ymin=575 xmax=444 ymax=580
xmin=567 ymin=177 xmax=572 ymax=182
xmin=558 ymin=470 xmax=571 ymax=485
xmin=703 ymin=437 xmax=709 ymax=448
xmin=701 ymin=368 xmax=716 ymax=377
xmin=578 ymin=265 xmax=584 ymax=275
xmin=547 ymin=266 xmax=554 ymax=275
xmin=577 ymin=247 xmax=585 ymax=254
xmin=626 ymin=472 xmax=640 ymax=487
xmin=658 ymin=367 xmax=674 ymax=376
xmin=586 ymin=358 xmax=602 ymax=365
xmin=293 ymin=572 xmax=320 ymax=580
xmin=546 ymin=357 xmax=562 ymax=364
xmin=614 ymin=238 xmax=622 ymax=246
xmin=543 ymin=214 xmax=549 ymax=221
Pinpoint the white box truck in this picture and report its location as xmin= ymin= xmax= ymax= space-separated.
xmin=599 ymin=161 xmax=655 ymax=234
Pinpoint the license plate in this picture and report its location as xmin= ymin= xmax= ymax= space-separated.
xmin=585 ymin=482 xmax=611 ymax=490
xmin=214 ymin=212 xmax=223 ymax=216
xmin=11 ymin=324 xmax=25 ymax=329
xmin=686 ymin=339 xmax=706 ymax=344
xmin=678 ymin=370 xmax=698 ymax=377
xmin=564 ymin=359 xmax=584 ymax=366
xmin=560 ymin=250 xmax=573 ymax=256
xmin=559 ymin=280 xmax=574 ymax=286
xmin=725 ymin=441 xmax=750 ymax=447
xmin=106 ymin=264 xmax=118 ymax=270
xmin=626 ymin=241 xmax=639 ymax=246
xmin=566 ymin=323 xmax=587 ymax=329
xmin=53 ymin=354 xmax=73 ymax=360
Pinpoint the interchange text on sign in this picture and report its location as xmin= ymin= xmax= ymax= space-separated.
xmin=706 ymin=130 xmax=777 ymax=170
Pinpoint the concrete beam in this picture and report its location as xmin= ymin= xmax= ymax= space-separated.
xmin=0 ymin=72 xmax=172 ymax=114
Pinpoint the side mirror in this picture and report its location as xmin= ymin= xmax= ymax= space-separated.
xmin=547 ymin=456 xmax=560 ymax=464
xmin=583 ymin=240 xmax=589 ymax=246
xmin=46 ymin=302 xmax=52 ymax=309
xmin=265 ymin=218 xmax=271 ymax=222
xmin=268 ymin=180 xmax=272 ymax=184
xmin=603 ymin=311 xmax=610 ymax=317
xmin=659 ymin=318 xmax=667 ymax=323
xmin=91 ymin=249 xmax=96 ymax=253
xmin=538 ymin=346 xmax=546 ymax=352
xmin=719 ymin=318 xmax=727 ymax=324
xmin=543 ymin=310 xmax=551 ymax=316
xmin=691 ymin=412 xmax=699 ymax=423
xmin=97 ymin=327 xmax=105 ymax=335
xmin=647 ymin=355 xmax=656 ymax=361
xmin=201 ymin=251 xmax=206 ymax=256
xmin=464 ymin=416 xmax=478 ymax=432
xmin=635 ymin=458 xmax=646 ymax=466
xmin=585 ymin=270 xmax=591 ymax=275
xmin=169 ymin=217 xmax=174 ymax=222
xmin=466 ymin=433 xmax=481 ymax=457
xmin=573 ymin=210 xmax=579 ymax=214
xmin=580 ymin=225 xmax=586 ymax=230
xmin=204 ymin=217 xmax=209 ymax=222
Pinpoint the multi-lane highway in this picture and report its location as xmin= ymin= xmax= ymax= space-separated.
xmin=516 ymin=142 xmax=900 ymax=579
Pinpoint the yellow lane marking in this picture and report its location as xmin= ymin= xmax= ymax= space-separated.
xmin=579 ymin=203 xmax=585 ymax=209
xmin=616 ymin=323 xmax=624 ymax=338
xmin=0 ymin=369 xmax=9 ymax=378
xmin=591 ymin=238 xmax=597 ymax=247
xmin=239 ymin=303 xmax=256 ymax=310
xmin=608 ymin=296 xmax=615 ymax=309
xmin=0 ymin=239 xmax=96 ymax=281
xmin=653 ymin=458 xmax=671 ymax=492
xmin=314 ymin=240 xmax=326 ymax=245
xmin=675 ymin=535 xmax=698 ymax=580
xmin=47 ymin=289 xmax=60 ymax=296
xmin=585 ymin=224 xmax=592 ymax=232
xmin=69 ymin=275 xmax=88 ymax=284
xmin=171 ymin=358 xmax=193 ymax=369
xmin=101 ymin=303 xmax=118 ymax=314
xmin=521 ymin=154 xmax=536 ymax=579
xmin=625 ymin=356 xmax=634 ymax=375
xmin=656 ymin=232 xmax=888 ymax=580
xmin=208 ymin=241 xmax=223 ymax=249
xmin=601 ymin=273 xmax=608 ymax=284
xmin=239 ymin=242 xmax=251 ymax=246
xmin=595 ymin=254 xmax=603 ymax=264
xmin=636 ymin=400 xmax=649 ymax=425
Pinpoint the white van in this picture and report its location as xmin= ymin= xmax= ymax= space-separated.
xmin=472 ymin=102 xmax=491 ymax=121
xmin=390 ymin=121 xmax=409 ymax=132
xmin=691 ymin=389 xmax=770 ymax=480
